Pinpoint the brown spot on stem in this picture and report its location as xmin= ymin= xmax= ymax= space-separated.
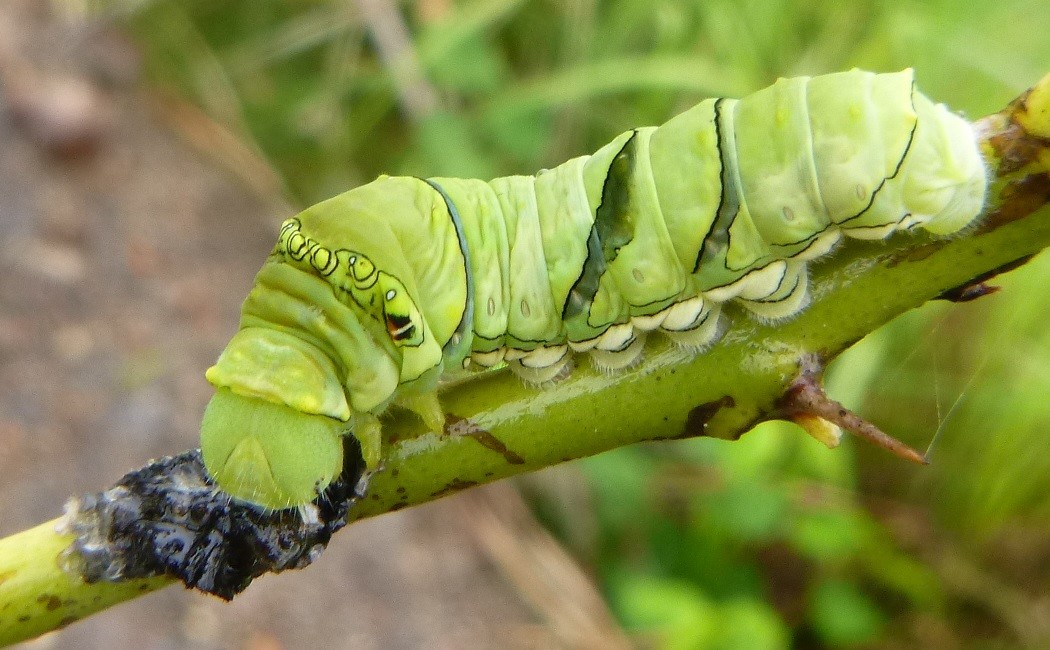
xmin=58 ymin=616 xmax=79 ymax=628
xmin=445 ymin=413 xmax=525 ymax=465
xmin=983 ymin=173 xmax=1050 ymax=230
xmin=980 ymin=80 xmax=1050 ymax=175
xmin=431 ymin=478 xmax=479 ymax=499
xmin=975 ymin=83 xmax=1050 ymax=230
xmin=37 ymin=594 xmax=62 ymax=611
xmin=0 ymin=570 xmax=13 ymax=586
xmin=986 ymin=85 xmax=1050 ymax=175
xmin=989 ymin=121 xmax=1044 ymax=175
xmin=675 ymin=395 xmax=736 ymax=440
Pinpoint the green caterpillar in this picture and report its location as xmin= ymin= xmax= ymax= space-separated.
xmin=200 ymin=69 xmax=987 ymax=509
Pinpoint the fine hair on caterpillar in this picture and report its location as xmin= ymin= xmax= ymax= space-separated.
xmin=200 ymin=68 xmax=987 ymax=509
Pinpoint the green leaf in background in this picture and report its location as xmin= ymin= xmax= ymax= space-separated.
xmin=406 ymin=110 xmax=497 ymax=179
xmin=807 ymin=578 xmax=885 ymax=646
xmin=708 ymin=598 xmax=791 ymax=650
xmin=698 ymin=478 xmax=789 ymax=543
xmin=425 ymin=34 xmax=506 ymax=94
xmin=608 ymin=573 xmax=718 ymax=650
xmin=581 ymin=448 xmax=657 ymax=533
xmin=789 ymin=510 xmax=878 ymax=564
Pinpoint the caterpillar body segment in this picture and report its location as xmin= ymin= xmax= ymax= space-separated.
xmin=201 ymin=69 xmax=987 ymax=509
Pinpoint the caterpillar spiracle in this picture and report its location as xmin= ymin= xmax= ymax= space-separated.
xmin=200 ymin=69 xmax=987 ymax=509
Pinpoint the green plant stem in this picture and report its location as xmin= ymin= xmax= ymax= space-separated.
xmin=0 ymin=521 xmax=169 ymax=646
xmin=1 ymin=73 xmax=1048 ymax=647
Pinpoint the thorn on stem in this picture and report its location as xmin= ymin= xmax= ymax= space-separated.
xmin=935 ymin=282 xmax=1000 ymax=303
xmin=778 ymin=357 xmax=929 ymax=466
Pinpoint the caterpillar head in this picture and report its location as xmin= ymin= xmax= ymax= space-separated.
xmin=202 ymin=178 xmax=461 ymax=508
xmin=277 ymin=212 xmax=443 ymax=384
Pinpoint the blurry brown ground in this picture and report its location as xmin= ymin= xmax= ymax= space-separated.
xmin=0 ymin=3 xmax=628 ymax=648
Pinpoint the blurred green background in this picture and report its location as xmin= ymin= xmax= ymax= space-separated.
xmin=101 ymin=0 xmax=1050 ymax=647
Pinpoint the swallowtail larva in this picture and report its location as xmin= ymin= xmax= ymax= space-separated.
xmin=200 ymin=69 xmax=987 ymax=509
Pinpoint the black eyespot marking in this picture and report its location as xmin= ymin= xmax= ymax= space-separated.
xmin=385 ymin=312 xmax=416 ymax=341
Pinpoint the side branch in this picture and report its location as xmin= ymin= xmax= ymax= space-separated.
xmin=1 ymin=73 xmax=1049 ymax=646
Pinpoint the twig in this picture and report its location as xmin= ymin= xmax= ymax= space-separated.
xmin=777 ymin=355 xmax=929 ymax=465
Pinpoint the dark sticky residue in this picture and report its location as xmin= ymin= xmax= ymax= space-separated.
xmin=431 ymin=479 xmax=480 ymax=499
xmin=675 ymin=396 xmax=736 ymax=440
xmin=445 ymin=413 xmax=525 ymax=465
xmin=61 ymin=440 xmax=370 ymax=601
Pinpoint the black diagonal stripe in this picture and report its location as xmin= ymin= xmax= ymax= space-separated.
xmin=562 ymin=131 xmax=638 ymax=322
xmin=693 ymin=98 xmax=736 ymax=274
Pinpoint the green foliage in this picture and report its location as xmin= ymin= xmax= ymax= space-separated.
xmin=116 ymin=0 xmax=1050 ymax=205
xmin=808 ymin=579 xmax=885 ymax=646
xmin=111 ymin=0 xmax=1050 ymax=645
xmin=609 ymin=573 xmax=791 ymax=649
xmin=573 ymin=426 xmax=943 ymax=646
